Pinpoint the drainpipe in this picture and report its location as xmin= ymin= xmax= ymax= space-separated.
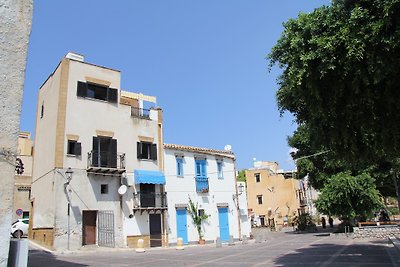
xmin=233 ymin=158 xmax=242 ymax=240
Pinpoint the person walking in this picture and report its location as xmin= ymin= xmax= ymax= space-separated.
xmin=329 ymin=217 xmax=333 ymax=228
xmin=321 ymin=217 xmax=326 ymax=228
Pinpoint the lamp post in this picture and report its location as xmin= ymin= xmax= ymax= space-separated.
xmin=65 ymin=167 xmax=73 ymax=250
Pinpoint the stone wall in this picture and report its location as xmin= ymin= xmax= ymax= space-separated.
xmin=353 ymin=225 xmax=400 ymax=239
xmin=0 ymin=0 xmax=33 ymax=265
xmin=30 ymin=228 xmax=55 ymax=250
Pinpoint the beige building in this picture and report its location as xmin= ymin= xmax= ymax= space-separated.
xmin=30 ymin=53 xmax=166 ymax=251
xmin=245 ymin=161 xmax=300 ymax=229
xmin=13 ymin=132 xmax=33 ymax=221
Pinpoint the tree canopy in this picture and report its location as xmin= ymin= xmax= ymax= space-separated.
xmin=268 ymin=0 xmax=400 ymax=164
xmin=315 ymin=172 xmax=382 ymax=220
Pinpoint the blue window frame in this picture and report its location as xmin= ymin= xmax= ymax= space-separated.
xmin=176 ymin=157 xmax=184 ymax=177
xmin=195 ymin=159 xmax=208 ymax=193
xmin=217 ymin=161 xmax=223 ymax=179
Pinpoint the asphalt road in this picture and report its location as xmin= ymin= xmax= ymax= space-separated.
xmin=28 ymin=232 xmax=400 ymax=267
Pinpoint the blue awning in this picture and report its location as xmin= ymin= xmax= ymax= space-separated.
xmin=134 ymin=170 xmax=166 ymax=185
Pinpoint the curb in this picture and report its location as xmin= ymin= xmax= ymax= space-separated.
xmin=388 ymin=236 xmax=400 ymax=252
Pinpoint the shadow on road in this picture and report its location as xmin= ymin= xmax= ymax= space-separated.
xmin=28 ymin=249 xmax=88 ymax=267
xmin=273 ymin=240 xmax=398 ymax=266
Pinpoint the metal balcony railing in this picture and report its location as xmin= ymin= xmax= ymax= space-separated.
xmin=87 ymin=151 xmax=126 ymax=170
xmin=195 ymin=177 xmax=209 ymax=193
xmin=133 ymin=192 xmax=167 ymax=209
xmin=131 ymin=107 xmax=150 ymax=119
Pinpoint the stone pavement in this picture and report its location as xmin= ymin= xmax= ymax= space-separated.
xmin=28 ymin=231 xmax=400 ymax=266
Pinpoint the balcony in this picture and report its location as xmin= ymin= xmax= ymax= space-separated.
xmin=87 ymin=151 xmax=126 ymax=175
xmin=132 ymin=192 xmax=167 ymax=214
xmin=296 ymin=189 xmax=307 ymax=207
xmin=195 ymin=177 xmax=209 ymax=193
xmin=131 ymin=107 xmax=150 ymax=120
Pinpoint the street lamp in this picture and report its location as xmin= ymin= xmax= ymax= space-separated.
xmin=65 ymin=167 xmax=73 ymax=183
xmin=238 ymin=183 xmax=245 ymax=195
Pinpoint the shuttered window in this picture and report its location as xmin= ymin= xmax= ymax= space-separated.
xmin=77 ymin=81 xmax=118 ymax=103
xmin=92 ymin=136 xmax=117 ymax=168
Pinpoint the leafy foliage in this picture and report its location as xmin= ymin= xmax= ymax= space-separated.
xmin=187 ymin=197 xmax=210 ymax=240
xmin=237 ymin=170 xmax=246 ymax=182
xmin=268 ymin=0 xmax=400 ymax=164
xmin=315 ymin=172 xmax=383 ymax=220
xmin=296 ymin=213 xmax=317 ymax=231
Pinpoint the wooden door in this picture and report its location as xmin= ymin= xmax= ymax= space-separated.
xmin=83 ymin=210 xmax=97 ymax=245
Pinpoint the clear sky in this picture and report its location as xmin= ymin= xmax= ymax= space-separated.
xmin=21 ymin=0 xmax=331 ymax=171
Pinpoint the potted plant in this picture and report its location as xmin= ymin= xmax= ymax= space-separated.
xmin=188 ymin=197 xmax=209 ymax=244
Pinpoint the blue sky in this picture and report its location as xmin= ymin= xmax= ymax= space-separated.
xmin=21 ymin=0 xmax=330 ymax=171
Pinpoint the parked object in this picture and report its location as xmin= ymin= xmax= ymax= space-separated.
xmin=10 ymin=218 xmax=29 ymax=238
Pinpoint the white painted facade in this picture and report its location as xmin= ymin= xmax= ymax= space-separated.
xmin=31 ymin=53 xmax=165 ymax=251
xmin=164 ymin=144 xmax=249 ymax=244
xmin=237 ymin=181 xmax=251 ymax=238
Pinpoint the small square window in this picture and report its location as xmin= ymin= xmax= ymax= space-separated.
xmin=101 ymin=184 xmax=108 ymax=194
xmin=198 ymin=209 xmax=205 ymax=217
xmin=257 ymin=195 xmax=263 ymax=205
xmin=255 ymin=173 xmax=260 ymax=183
xmin=67 ymin=140 xmax=81 ymax=156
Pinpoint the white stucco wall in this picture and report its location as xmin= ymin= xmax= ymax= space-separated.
xmin=237 ymin=181 xmax=251 ymax=238
xmin=164 ymin=148 xmax=240 ymax=244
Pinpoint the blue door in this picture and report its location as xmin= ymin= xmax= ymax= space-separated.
xmin=176 ymin=209 xmax=188 ymax=244
xmin=218 ymin=207 xmax=230 ymax=242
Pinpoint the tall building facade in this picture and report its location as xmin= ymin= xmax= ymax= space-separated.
xmin=30 ymin=53 xmax=166 ymax=251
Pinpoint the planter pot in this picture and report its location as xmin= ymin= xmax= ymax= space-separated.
xmin=198 ymin=239 xmax=206 ymax=245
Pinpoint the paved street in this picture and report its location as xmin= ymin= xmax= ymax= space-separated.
xmin=28 ymin=232 xmax=400 ymax=266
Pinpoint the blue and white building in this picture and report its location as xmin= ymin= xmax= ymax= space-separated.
xmin=163 ymin=144 xmax=249 ymax=245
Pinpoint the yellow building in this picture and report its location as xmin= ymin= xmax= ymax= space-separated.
xmin=13 ymin=132 xmax=33 ymax=220
xmin=245 ymin=161 xmax=300 ymax=229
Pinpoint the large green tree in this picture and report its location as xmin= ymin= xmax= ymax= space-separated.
xmin=268 ymin=0 xmax=400 ymax=164
xmin=315 ymin=172 xmax=382 ymax=221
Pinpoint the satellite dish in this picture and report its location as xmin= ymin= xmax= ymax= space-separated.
xmin=118 ymin=185 xmax=127 ymax=195
xmin=224 ymin=144 xmax=232 ymax=151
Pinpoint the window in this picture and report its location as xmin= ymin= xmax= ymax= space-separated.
xmin=257 ymin=195 xmax=263 ymax=205
xmin=198 ymin=209 xmax=205 ymax=217
xmin=195 ymin=159 xmax=208 ymax=193
xmin=77 ymin=81 xmax=118 ymax=103
xmin=40 ymin=104 xmax=44 ymax=118
xmin=137 ymin=142 xmax=157 ymax=160
xmin=176 ymin=157 xmax=184 ymax=177
xmin=101 ymin=184 xmax=108 ymax=194
xmin=217 ymin=161 xmax=223 ymax=179
xmin=259 ymin=216 xmax=265 ymax=226
xmin=92 ymin=136 xmax=117 ymax=168
xmin=67 ymin=140 xmax=81 ymax=156
xmin=255 ymin=173 xmax=260 ymax=183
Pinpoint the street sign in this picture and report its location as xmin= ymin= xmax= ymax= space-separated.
xmin=16 ymin=209 xmax=23 ymax=216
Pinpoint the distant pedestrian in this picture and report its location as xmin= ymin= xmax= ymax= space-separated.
xmin=321 ymin=217 xmax=326 ymax=228
xmin=329 ymin=217 xmax=333 ymax=228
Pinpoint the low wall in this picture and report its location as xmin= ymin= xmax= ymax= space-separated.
xmin=30 ymin=228 xmax=54 ymax=250
xmin=353 ymin=225 xmax=400 ymax=238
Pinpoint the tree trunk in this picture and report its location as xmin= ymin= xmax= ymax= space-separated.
xmin=392 ymin=170 xmax=400 ymax=214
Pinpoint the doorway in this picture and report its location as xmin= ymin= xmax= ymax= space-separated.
xmin=218 ymin=207 xmax=230 ymax=242
xmin=149 ymin=214 xmax=162 ymax=247
xmin=82 ymin=210 xmax=97 ymax=245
